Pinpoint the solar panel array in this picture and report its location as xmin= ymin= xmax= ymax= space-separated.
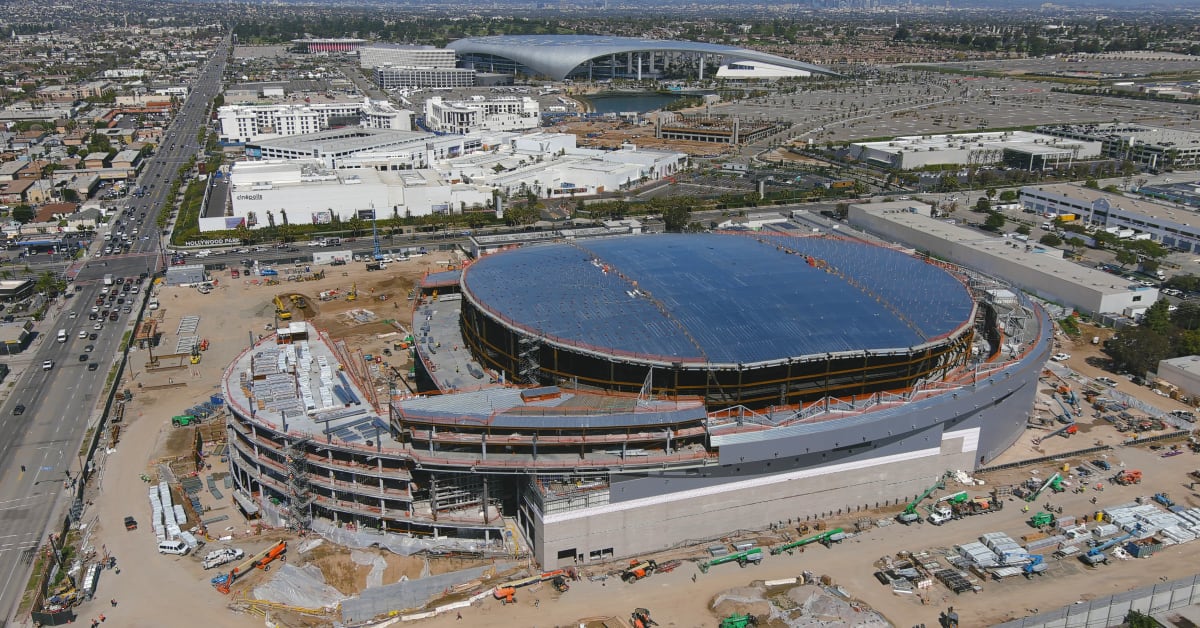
xmin=462 ymin=234 xmax=974 ymax=364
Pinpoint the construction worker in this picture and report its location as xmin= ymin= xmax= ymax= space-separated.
xmin=1022 ymin=504 xmax=1029 ymax=513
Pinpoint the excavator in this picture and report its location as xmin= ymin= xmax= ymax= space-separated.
xmin=631 ymin=608 xmax=658 ymax=628
xmin=346 ymin=283 xmax=357 ymax=302
xmin=274 ymin=295 xmax=292 ymax=320
xmin=214 ymin=541 xmax=287 ymax=594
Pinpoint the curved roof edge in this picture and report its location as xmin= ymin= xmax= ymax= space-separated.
xmin=447 ymin=35 xmax=839 ymax=81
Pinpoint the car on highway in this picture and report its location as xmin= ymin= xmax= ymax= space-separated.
xmin=93 ymin=322 xmax=103 ymax=330
xmin=79 ymin=354 xmax=88 ymax=362
xmin=87 ymin=363 xmax=99 ymax=371
xmin=84 ymin=344 xmax=94 ymax=352
xmin=42 ymin=360 xmax=53 ymax=371
xmin=89 ymin=332 xmax=98 ymax=340
xmin=12 ymin=404 xmax=24 ymax=416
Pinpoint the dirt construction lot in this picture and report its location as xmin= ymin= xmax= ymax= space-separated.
xmin=72 ymin=255 xmax=1200 ymax=628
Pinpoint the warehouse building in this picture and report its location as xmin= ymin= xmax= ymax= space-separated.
xmin=1020 ymin=183 xmax=1200 ymax=252
xmin=1156 ymin=356 xmax=1200 ymax=401
xmin=848 ymin=131 xmax=1102 ymax=171
xmin=848 ymin=201 xmax=1156 ymax=317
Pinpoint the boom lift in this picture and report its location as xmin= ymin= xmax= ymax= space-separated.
xmin=698 ymin=547 xmax=764 ymax=573
xmin=897 ymin=479 xmax=945 ymax=524
xmin=1082 ymin=525 xmax=1141 ymax=566
xmin=214 ymin=541 xmax=287 ymax=594
xmin=1023 ymin=554 xmax=1047 ymax=577
xmin=492 ymin=567 xmax=577 ymax=603
xmin=1032 ymin=423 xmax=1077 ymax=445
xmin=720 ymin=614 xmax=758 ymax=628
xmin=769 ymin=528 xmax=846 ymax=555
xmin=1024 ymin=472 xmax=1064 ymax=502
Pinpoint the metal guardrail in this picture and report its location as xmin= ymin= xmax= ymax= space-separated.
xmin=976 ymin=444 xmax=1113 ymax=474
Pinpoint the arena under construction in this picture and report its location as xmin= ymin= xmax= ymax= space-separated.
xmin=224 ymin=232 xmax=1052 ymax=568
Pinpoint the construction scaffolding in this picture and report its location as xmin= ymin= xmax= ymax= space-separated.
xmin=283 ymin=436 xmax=315 ymax=534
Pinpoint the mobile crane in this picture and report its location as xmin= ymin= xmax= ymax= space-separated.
xmin=769 ymin=528 xmax=846 ymax=555
xmin=897 ymin=479 xmax=945 ymax=524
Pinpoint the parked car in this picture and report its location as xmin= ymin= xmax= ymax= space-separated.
xmin=1051 ymin=353 xmax=1071 ymax=362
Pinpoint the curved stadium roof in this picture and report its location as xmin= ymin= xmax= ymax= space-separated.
xmin=461 ymin=234 xmax=974 ymax=366
xmin=447 ymin=35 xmax=838 ymax=81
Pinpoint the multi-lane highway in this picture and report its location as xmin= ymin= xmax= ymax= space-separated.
xmin=0 ymin=35 xmax=230 ymax=623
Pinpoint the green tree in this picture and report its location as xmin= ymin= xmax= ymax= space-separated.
xmin=1115 ymin=249 xmax=1139 ymax=268
xmin=1124 ymin=610 xmax=1159 ymax=628
xmin=1084 ymin=179 xmax=1099 ymax=189
xmin=1105 ymin=326 xmax=1170 ymax=377
xmin=983 ymin=211 xmax=1005 ymax=231
xmin=974 ymin=198 xmax=991 ymax=212
xmin=662 ymin=203 xmax=692 ymax=233
xmin=1016 ymin=225 xmax=1031 ymax=236
xmin=985 ymin=188 xmax=997 ymax=200
xmin=1143 ymin=299 xmax=1172 ymax=335
xmin=12 ymin=205 xmax=34 ymax=223
xmin=1172 ymin=301 xmax=1200 ymax=331
xmin=998 ymin=190 xmax=1018 ymax=202
xmin=1039 ymin=233 xmax=1062 ymax=247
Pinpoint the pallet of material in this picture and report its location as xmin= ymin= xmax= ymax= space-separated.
xmin=934 ymin=569 xmax=973 ymax=594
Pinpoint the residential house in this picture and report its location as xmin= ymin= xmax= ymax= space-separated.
xmin=0 ymin=180 xmax=34 ymax=205
xmin=82 ymin=152 xmax=109 ymax=169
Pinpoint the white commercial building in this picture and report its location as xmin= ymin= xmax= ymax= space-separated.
xmin=1020 ymin=183 xmax=1200 ymax=253
xmin=217 ymin=98 xmax=412 ymax=143
xmin=1036 ymin=123 xmax=1200 ymax=171
xmin=848 ymin=131 xmax=1102 ymax=171
xmin=424 ymin=96 xmax=540 ymax=135
xmin=1156 ymin=356 xmax=1200 ymax=400
xmin=374 ymin=67 xmax=476 ymax=90
xmin=848 ymin=200 xmax=1157 ymax=317
xmin=220 ymin=160 xmax=491 ymax=230
xmin=247 ymin=128 xmax=479 ymax=170
xmin=715 ymin=59 xmax=813 ymax=80
xmin=359 ymin=44 xmax=456 ymax=70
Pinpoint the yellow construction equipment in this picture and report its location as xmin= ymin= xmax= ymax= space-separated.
xmin=274 ymin=295 xmax=292 ymax=320
xmin=190 ymin=342 xmax=201 ymax=365
xmin=346 ymin=283 xmax=357 ymax=302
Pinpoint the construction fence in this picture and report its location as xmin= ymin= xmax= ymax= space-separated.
xmin=993 ymin=572 xmax=1200 ymax=628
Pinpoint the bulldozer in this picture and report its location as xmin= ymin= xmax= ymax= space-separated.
xmin=631 ymin=608 xmax=659 ymax=628
xmin=551 ymin=575 xmax=569 ymax=593
xmin=621 ymin=559 xmax=657 ymax=583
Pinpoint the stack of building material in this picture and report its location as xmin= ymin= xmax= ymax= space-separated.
xmin=1093 ymin=523 xmax=1120 ymax=538
xmin=981 ymin=532 xmax=1030 ymax=565
xmin=955 ymin=542 xmax=998 ymax=568
xmin=159 ymin=481 xmax=181 ymax=540
xmin=1025 ymin=534 xmax=1066 ymax=553
xmin=149 ymin=486 xmax=165 ymax=542
xmin=173 ymin=504 xmax=187 ymax=526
